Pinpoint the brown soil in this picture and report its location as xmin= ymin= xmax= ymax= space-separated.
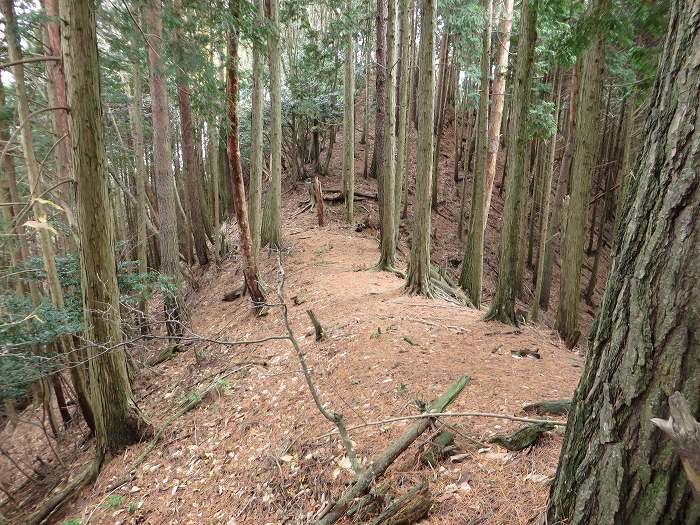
xmin=0 ymin=91 xmax=614 ymax=525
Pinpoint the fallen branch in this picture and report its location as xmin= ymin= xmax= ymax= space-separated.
xmin=306 ymin=309 xmax=326 ymax=341
xmin=488 ymin=422 xmax=555 ymax=451
xmin=277 ymin=254 xmax=362 ymax=475
xmin=315 ymin=375 xmax=470 ymax=525
xmin=317 ymin=410 xmax=565 ymax=439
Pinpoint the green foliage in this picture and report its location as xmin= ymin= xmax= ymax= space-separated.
xmin=60 ymin=519 xmax=82 ymax=525
xmin=104 ymin=495 xmax=125 ymax=509
xmin=0 ymin=251 xmax=176 ymax=400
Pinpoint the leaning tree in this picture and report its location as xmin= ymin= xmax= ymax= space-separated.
xmin=546 ymin=0 xmax=700 ymax=522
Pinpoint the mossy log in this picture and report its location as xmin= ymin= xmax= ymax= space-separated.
xmin=489 ymin=422 xmax=554 ymax=451
xmin=315 ymin=375 xmax=470 ymax=525
xmin=523 ymin=399 xmax=571 ymax=416
xmin=370 ymin=479 xmax=432 ymax=525
xmin=420 ymin=431 xmax=454 ymax=466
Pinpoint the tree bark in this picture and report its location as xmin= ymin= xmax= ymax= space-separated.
xmin=249 ymin=0 xmax=264 ymax=257
xmin=60 ymin=0 xmax=151 ymax=453
xmin=145 ymin=0 xmax=185 ymax=339
xmin=430 ymin=31 xmax=449 ymax=209
xmin=227 ymin=0 xmax=265 ymax=308
xmin=377 ymin=0 xmax=397 ymax=270
xmin=459 ymin=0 xmax=493 ymax=307
xmin=261 ymin=0 xmax=282 ymax=247
xmin=485 ymin=0 xmax=538 ymax=325
xmin=343 ymin=9 xmax=355 ymax=224
xmin=532 ymin=72 xmax=562 ymax=321
xmin=394 ymin=0 xmax=411 ymax=237
xmin=546 ymin=1 xmax=700 ymax=520
xmin=539 ymin=65 xmax=578 ymax=309
xmin=369 ymin=0 xmax=386 ymax=182
xmin=404 ymin=0 xmax=435 ymax=296
xmin=174 ymin=0 xmax=209 ymax=268
xmin=556 ymin=0 xmax=607 ymax=346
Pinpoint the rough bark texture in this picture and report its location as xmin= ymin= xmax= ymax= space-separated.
xmin=145 ymin=0 xmax=184 ymax=338
xmin=226 ymin=0 xmax=266 ymax=308
xmin=377 ymin=0 xmax=397 ymax=270
xmin=483 ymin=0 xmax=514 ymax=224
xmin=174 ymin=0 xmax=209 ymax=268
xmin=485 ymin=0 xmax=538 ymax=325
xmin=459 ymin=0 xmax=492 ymax=307
xmin=556 ymin=1 xmax=607 ymax=345
xmin=60 ymin=0 xmax=150 ymax=453
xmin=343 ymin=8 xmax=355 ymax=224
xmin=404 ymin=0 xmax=435 ymax=296
xmin=546 ymin=1 xmax=700 ymax=521
xmin=249 ymin=0 xmax=264 ymax=257
xmin=261 ymin=0 xmax=282 ymax=247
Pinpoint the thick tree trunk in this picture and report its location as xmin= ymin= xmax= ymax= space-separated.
xmin=174 ymin=0 xmax=209 ymax=268
xmin=377 ymin=0 xmax=397 ymax=270
xmin=249 ymin=0 xmax=264 ymax=257
xmin=485 ymin=0 xmax=538 ymax=325
xmin=227 ymin=0 xmax=265 ymax=308
xmin=261 ymin=0 xmax=282 ymax=247
xmin=60 ymin=0 xmax=151 ymax=453
xmin=404 ymin=0 xmax=435 ymax=296
xmin=556 ymin=0 xmax=607 ymax=346
xmin=343 ymin=6 xmax=355 ymax=224
xmin=459 ymin=0 xmax=492 ymax=307
xmin=145 ymin=0 xmax=185 ymax=339
xmin=546 ymin=1 xmax=700 ymax=520
xmin=362 ymin=15 xmax=372 ymax=178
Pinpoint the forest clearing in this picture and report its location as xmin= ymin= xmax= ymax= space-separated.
xmin=0 ymin=0 xmax=698 ymax=523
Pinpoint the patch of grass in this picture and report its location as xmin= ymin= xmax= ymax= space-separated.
xmin=104 ymin=494 xmax=124 ymax=509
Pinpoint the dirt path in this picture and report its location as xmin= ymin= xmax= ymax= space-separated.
xmin=44 ymin=215 xmax=581 ymax=525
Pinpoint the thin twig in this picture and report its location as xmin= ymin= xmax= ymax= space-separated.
xmin=316 ymin=411 xmax=566 ymax=439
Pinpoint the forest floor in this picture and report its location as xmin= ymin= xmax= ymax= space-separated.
xmin=0 ymin=100 xmax=614 ymax=525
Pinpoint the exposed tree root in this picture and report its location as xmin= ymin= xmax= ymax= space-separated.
xmin=25 ymin=453 xmax=102 ymax=525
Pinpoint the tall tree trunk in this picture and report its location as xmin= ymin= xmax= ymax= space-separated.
xmin=556 ymin=0 xmax=607 ymax=346
xmin=1 ymin=0 xmax=95 ymax=432
xmin=402 ymin=5 xmax=417 ymax=220
xmin=369 ymin=0 xmax=386 ymax=182
xmin=547 ymin=1 xmax=700 ymax=520
xmin=362 ymin=13 xmax=372 ymax=178
xmin=539 ymin=65 xmax=578 ymax=309
xmin=532 ymin=72 xmax=562 ymax=321
xmin=42 ymin=0 xmax=75 ymax=224
xmin=394 ymin=0 xmax=411 ymax=237
xmin=261 ymin=0 xmax=282 ymax=248
xmin=249 ymin=0 xmax=264 ymax=257
xmin=174 ymin=0 xmax=209 ymax=267
xmin=227 ymin=0 xmax=265 ymax=307
xmin=459 ymin=0 xmax=492 ymax=307
xmin=484 ymin=0 xmax=538 ymax=326
xmin=404 ymin=0 xmax=435 ymax=295
xmin=430 ymin=31 xmax=449 ymax=209
xmin=145 ymin=0 xmax=185 ymax=339
xmin=60 ymin=0 xmax=151 ymax=454
xmin=208 ymin=118 xmax=221 ymax=254
xmin=377 ymin=0 xmax=397 ymax=270
xmin=343 ymin=5 xmax=355 ymax=224
xmin=122 ymin=64 xmax=148 ymax=314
